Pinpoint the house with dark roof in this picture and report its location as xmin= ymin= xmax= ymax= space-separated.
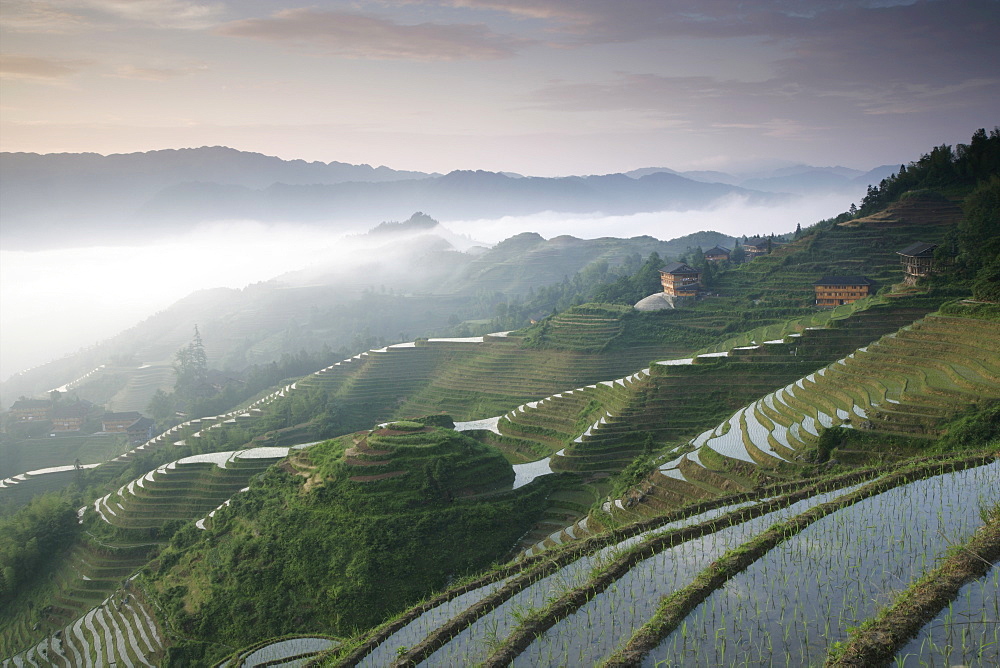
xmin=9 ymin=399 xmax=52 ymax=423
xmin=704 ymin=246 xmax=731 ymax=262
xmin=659 ymin=261 xmax=702 ymax=297
xmin=897 ymin=242 xmax=937 ymax=285
xmin=812 ymin=276 xmax=875 ymax=307
xmin=101 ymin=411 xmax=143 ymax=433
xmin=742 ymin=237 xmax=771 ymax=260
xmin=52 ymin=403 xmax=89 ymax=432
xmin=126 ymin=416 xmax=156 ymax=445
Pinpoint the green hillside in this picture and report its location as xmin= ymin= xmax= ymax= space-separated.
xmin=1 ymin=131 xmax=998 ymax=668
xmin=144 ymin=425 xmax=552 ymax=664
xmin=0 ymin=227 xmax=730 ymax=409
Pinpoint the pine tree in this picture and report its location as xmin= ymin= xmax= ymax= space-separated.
xmin=174 ymin=325 xmax=209 ymax=397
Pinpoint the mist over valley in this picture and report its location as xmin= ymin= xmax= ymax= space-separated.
xmin=0 ymin=147 xmax=869 ymax=387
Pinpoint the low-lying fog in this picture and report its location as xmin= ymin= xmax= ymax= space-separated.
xmin=1 ymin=191 xmax=855 ymax=382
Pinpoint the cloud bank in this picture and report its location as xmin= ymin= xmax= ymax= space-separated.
xmin=217 ymin=8 xmax=529 ymax=60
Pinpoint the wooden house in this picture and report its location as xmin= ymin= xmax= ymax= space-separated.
xmin=704 ymin=246 xmax=731 ymax=262
xmin=659 ymin=261 xmax=702 ymax=297
xmin=743 ymin=237 xmax=771 ymax=260
xmin=101 ymin=411 xmax=143 ymax=433
xmin=897 ymin=242 xmax=937 ymax=285
xmin=812 ymin=276 xmax=874 ymax=307
xmin=126 ymin=417 xmax=156 ymax=445
xmin=52 ymin=403 xmax=88 ymax=432
xmin=8 ymin=399 xmax=52 ymax=423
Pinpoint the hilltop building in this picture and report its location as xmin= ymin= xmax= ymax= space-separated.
xmin=812 ymin=276 xmax=875 ymax=307
xmin=897 ymin=242 xmax=937 ymax=285
xmin=659 ymin=262 xmax=702 ymax=297
xmin=704 ymin=246 xmax=731 ymax=262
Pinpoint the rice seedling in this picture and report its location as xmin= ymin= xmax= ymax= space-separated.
xmin=639 ymin=461 xmax=998 ymax=667
xmin=234 ymin=636 xmax=338 ymax=666
xmin=507 ymin=482 xmax=870 ymax=666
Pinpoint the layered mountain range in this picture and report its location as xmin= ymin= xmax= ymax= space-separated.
xmin=0 ymin=147 xmax=893 ymax=249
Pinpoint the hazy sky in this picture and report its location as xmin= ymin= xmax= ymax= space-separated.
xmin=2 ymin=0 xmax=997 ymax=176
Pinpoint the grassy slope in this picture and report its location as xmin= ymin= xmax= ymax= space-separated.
xmin=143 ymin=427 xmax=552 ymax=663
xmin=0 ymin=434 xmax=128 ymax=480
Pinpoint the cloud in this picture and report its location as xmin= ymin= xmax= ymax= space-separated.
xmin=216 ymin=8 xmax=530 ymax=60
xmin=522 ymin=0 xmax=999 ymax=135
xmin=438 ymin=0 xmax=595 ymax=27
xmin=0 ymin=1 xmax=91 ymax=33
xmin=856 ymin=78 xmax=1000 ymax=116
xmin=0 ymin=0 xmax=224 ymax=32
xmin=0 ymin=54 xmax=90 ymax=81
xmin=526 ymin=74 xmax=831 ymax=131
xmin=111 ymin=64 xmax=209 ymax=80
xmin=79 ymin=0 xmax=222 ymax=28
xmin=440 ymin=0 xmax=1000 ymax=98
xmin=442 ymin=190 xmax=857 ymax=245
xmin=433 ymin=0 xmax=998 ymax=47
xmin=426 ymin=0 xmax=803 ymax=41
xmin=526 ymin=67 xmax=996 ymax=146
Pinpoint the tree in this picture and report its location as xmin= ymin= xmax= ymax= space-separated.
xmin=972 ymin=259 xmax=1000 ymax=302
xmin=148 ymin=389 xmax=176 ymax=423
xmin=958 ymin=174 xmax=1000 ymax=273
xmin=174 ymin=326 xmax=209 ymax=397
xmin=730 ymin=241 xmax=746 ymax=264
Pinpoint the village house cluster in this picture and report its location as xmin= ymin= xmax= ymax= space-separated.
xmin=654 ymin=240 xmax=936 ymax=307
xmin=5 ymin=399 xmax=156 ymax=445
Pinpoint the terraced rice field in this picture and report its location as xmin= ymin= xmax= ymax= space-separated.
xmin=2 ymin=579 xmax=164 ymax=667
xmin=6 ymin=296 xmax=994 ymax=665
xmin=90 ymin=445 xmax=295 ymax=530
xmin=896 ymin=565 xmax=999 ymax=666
xmin=708 ymin=199 xmax=958 ymax=309
xmin=84 ymin=379 xmax=294 ymax=486
xmin=640 ymin=462 xmax=998 ymax=667
xmin=0 ymin=434 xmax=126 ymax=482
xmin=443 ymin=303 xmax=969 ymax=551
xmin=322 ymin=474 xmax=871 ymax=665
xmin=341 ymin=484 xmax=800 ymax=667
xmin=611 ymin=312 xmax=1000 ymax=522
xmin=320 ymin=456 xmax=996 ymax=668
xmin=104 ymin=363 xmax=176 ymax=414
xmin=539 ymin=306 xmax=631 ymax=350
xmin=222 ymin=635 xmax=339 ymax=667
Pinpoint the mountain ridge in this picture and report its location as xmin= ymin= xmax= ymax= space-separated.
xmin=0 ymin=147 xmax=864 ymax=249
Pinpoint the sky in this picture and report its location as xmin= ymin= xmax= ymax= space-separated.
xmin=1 ymin=0 xmax=998 ymax=176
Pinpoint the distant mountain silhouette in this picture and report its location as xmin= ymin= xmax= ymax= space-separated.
xmin=625 ymin=163 xmax=898 ymax=195
xmin=1 ymin=147 xmax=780 ymax=249
xmin=0 ymin=147 xmax=433 ymax=248
xmin=135 ymin=169 xmax=773 ymax=225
